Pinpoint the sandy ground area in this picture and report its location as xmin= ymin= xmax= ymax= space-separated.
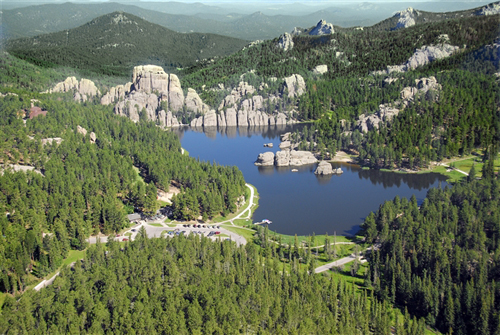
xmin=330 ymin=151 xmax=356 ymax=163
xmin=157 ymin=183 xmax=181 ymax=204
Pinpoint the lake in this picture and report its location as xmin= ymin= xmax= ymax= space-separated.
xmin=174 ymin=125 xmax=450 ymax=236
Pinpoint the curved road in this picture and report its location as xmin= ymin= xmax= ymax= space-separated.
xmin=88 ymin=183 xmax=256 ymax=246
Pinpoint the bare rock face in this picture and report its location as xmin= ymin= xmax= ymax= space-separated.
xmin=279 ymin=141 xmax=291 ymax=150
xmin=218 ymin=111 xmax=227 ymax=127
xmin=276 ymin=112 xmax=287 ymax=125
xmin=394 ymin=7 xmax=417 ymax=30
xmin=185 ymin=88 xmax=208 ymax=114
xmin=190 ymin=116 xmax=203 ymax=127
xmin=225 ymin=108 xmax=238 ymax=127
xmin=132 ymin=65 xmax=169 ymax=93
xmin=277 ymin=32 xmax=294 ymax=51
xmin=400 ymin=76 xmax=441 ymax=104
xmin=313 ymin=65 xmax=328 ymax=75
xmin=168 ymin=74 xmax=184 ymax=112
xmin=115 ymin=91 xmax=159 ymax=122
xmin=290 ymin=151 xmax=318 ymax=166
xmin=406 ymin=45 xmax=459 ymax=70
xmin=283 ymin=74 xmax=306 ymax=98
xmin=373 ymin=44 xmax=459 ymax=75
xmin=237 ymin=109 xmax=249 ymax=127
xmin=164 ymin=111 xmax=180 ymax=127
xmin=89 ymin=132 xmax=97 ymax=144
xmin=77 ymin=125 xmax=87 ymax=136
xmin=203 ymin=110 xmax=218 ymax=127
xmin=309 ymin=20 xmax=334 ymax=35
xmin=101 ymin=83 xmax=132 ymax=105
xmin=255 ymin=152 xmax=275 ymax=166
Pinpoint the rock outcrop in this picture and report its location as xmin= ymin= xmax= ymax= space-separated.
xmin=274 ymin=150 xmax=317 ymax=166
xmin=477 ymin=3 xmax=500 ymax=15
xmin=185 ymin=88 xmax=209 ymax=114
xmin=48 ymin=77 xmax=100 ymax=102
xmin=283 ymin=74 xmax=306 ymax=98
xmin=103 ymin=65 xmax=198 ymax=127
xmin=77 ymin=125 xmax=87 ymax=136
xmin=100 ymin=83 xmax=132 ymax=105
xmin=254 ymin=152 xmax=275 ymax=166
xmin=277 ymin=32 xmax=294 ymax=51
xmin=309 ymin=20 xmax=334 ymax=36
xmin=373 ymin=44 xmax=459 ymax=75
xmin=312 ymin=65 xmax=328 ymax=75
xmin=394 ymin=8 xmax=417 ymax=30
xmin=314 ymin=161 xmax=343 ymax=175
xmin=356 ymin=76 xmax=441 ymax=132
xmin=290 ymin=27 xmax=303 ymax=36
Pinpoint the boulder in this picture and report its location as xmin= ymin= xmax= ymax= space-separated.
xmin=312 ymin=65 xmax=328 ymax=75
xmin=89 ymin=132 xmax=97 ymax=144
xmin=314 ymin=161 xmax=333 ymax=175
xmin=275 ymin=150 xmax=291 ymax=166
xmin=279 ymin=141 xmax=291 ymax=150
xmin=277 ymin=32 xmax=294 ymax=51
xmin=283 ymin=74 xmax=306 ymax=98
xmin=309 ymin=20 xmax=334 ymax=35
xmin=77 ymin=125 xmax=87 ymax=136
xmin=255 ymin=152 xmax=275 ymax=166
xmin=289 ymin=151 xmax=318 ymax=166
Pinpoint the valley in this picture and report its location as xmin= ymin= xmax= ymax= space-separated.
xmin=0 ymin=1 xmax=499 ymax=334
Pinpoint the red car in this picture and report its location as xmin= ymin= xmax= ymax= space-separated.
xmin=122 ymin=238 xmax=129 ymax=241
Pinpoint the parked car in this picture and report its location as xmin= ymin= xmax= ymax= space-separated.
xmin=116 ymin=234 xmax=121 ymax=237
xmin=131 ymin=229 xmax=136 ymax=232
xmin=215 ymin=231 xmax=220 ymax=235
xmin=122 ymin=238 xmax=129 ymax=241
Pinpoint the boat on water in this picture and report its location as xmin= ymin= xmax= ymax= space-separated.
xmin=254 ymin=219 xmax=272 ymax=225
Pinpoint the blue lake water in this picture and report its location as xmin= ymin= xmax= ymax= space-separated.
xmin=175 ymin=125 xmax=450 ymax=236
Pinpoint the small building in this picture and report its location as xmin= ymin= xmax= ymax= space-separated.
xmin=127 ymin=213 xmax=141 ymax=222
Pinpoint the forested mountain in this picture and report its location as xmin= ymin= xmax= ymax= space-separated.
xmin=361 ymin=175 xmax=500 ymax=334
xmin=5 ymin=11 xmax=248 ymax=77
xmin=0 ymin=234 xmax=425 ymax=334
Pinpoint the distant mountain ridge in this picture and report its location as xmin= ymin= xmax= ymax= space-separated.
xmin=3 ymin=1 xmax=496 ymax=42
xmin=5 ymin=11 xmax=248 ymax=77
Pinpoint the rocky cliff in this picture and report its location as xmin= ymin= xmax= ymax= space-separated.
xmin=47 ymin=77 xmax=100 ymax=102
xmin=309 ymin=20 xmax=334 ymax=36
xmin=102 ymin=65 xmax=190 ymax=126
xmin=190 ymin=74 xmax=306 ymax=128
xmin=277 ymin=32 xmax=294 ymax=51
xmin=373 ymin=43 xmax=459 ymax=75
xmin=394 ymin=8 xmax=418 ymax=30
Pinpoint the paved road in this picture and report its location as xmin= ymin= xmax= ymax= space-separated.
xmin=314 ymin=245 xmax=378 ymax=274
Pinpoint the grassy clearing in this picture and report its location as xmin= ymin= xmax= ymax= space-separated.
xmin=221 ymin=225 xmax=256 ymax=242
xmin=267 ymin=229 xmax=356 ymax=248
xmin=125 ymin=232 xmax=132 ymax=237
xmin=62 ymin=250 xmax=86 ymax=267
xmin=148 ymin=223 xmax=163 ymax=227
xmin=132 ymin=166 xmax=145 ymax=184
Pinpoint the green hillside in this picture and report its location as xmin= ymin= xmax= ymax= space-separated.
xmin=5 ymin=11 xmax=249 ymax=77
